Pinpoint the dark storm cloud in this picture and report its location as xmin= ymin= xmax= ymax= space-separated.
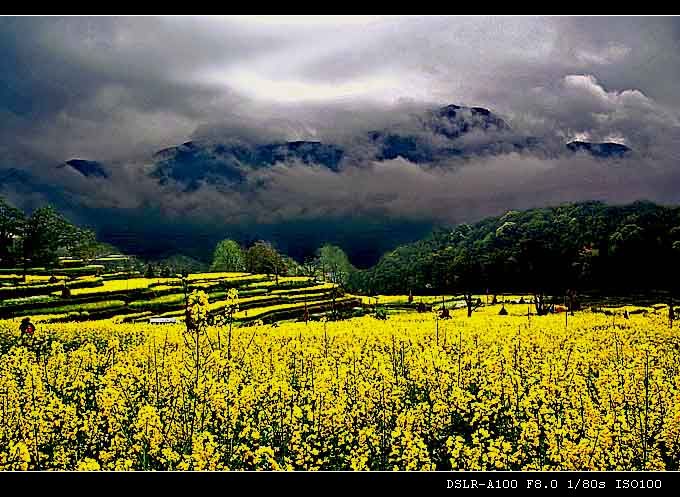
xmin=2 ymin=15 xmax=680 ymax=238
xmin=0 ymin=16 xmax=296 ymax=162
xmin=143 ymin=153 xmax=678 ymax=229
xmin=2 ymin=16 xmax=680 ymax=156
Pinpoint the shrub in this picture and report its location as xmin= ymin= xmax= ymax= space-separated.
xmin=374 ymin=307 xmax=388 ymax=320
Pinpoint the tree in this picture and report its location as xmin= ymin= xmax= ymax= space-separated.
xmin=282 ymin=255 xmax=302 ymax=277
xmin=316 ymin=244 xmax=354 ymax=286
xmin=663 ymin=227 xmax=680 ymax=327
xmin=518 ymin=238 xmax=547 ymax=315
xmin=210 ymin=239 xmax=245 ymax=272
xmin=162 ymin=254 xmax=208 ymax=275
xmin=431 ymin=246 xmax=456 ymax=291
xmin=342 ymin=201 xmax=680 ymax=298
xmin=245 ymin=241 xmax=287 ymax=284
xmin=22 ymin=206 xmax=87 ymax=270
xmin=300 ymin=256 xmax=317 ymax=277
xmin=69 ymin=228 xmax=98 ymax=261
xmin=609 ymin=223 xmax=646 ymax=290
xmin=452 ymin=247 xmax=484 ymax=318
xmin=145 ymin=264 xmax=156 ymax=278
xmin=0 ymin=197 xmax=25 ymax=267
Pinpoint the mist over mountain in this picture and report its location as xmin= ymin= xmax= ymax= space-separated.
xmin=151 ymin=140 xmax=345 ymax=191
xmin=142 ymin=103 xmax=638 ymax=194
xmin=565 ymin=141 xmax=632 ymax=158
xmin=59 ymin=159 xmax=110 ymax=179
xmin=0 ymin=101 xmax=654 ymax=266
xmin=2 ymin=17 xmax=680 ymax=265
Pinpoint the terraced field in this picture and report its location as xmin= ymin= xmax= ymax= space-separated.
xmin=0 ymin=263 xmax=361 ymax=325
xmin=0 ymin=260 xmax=582 ymax=327
xmin=0 ymin=259 xmax=570 ymax=327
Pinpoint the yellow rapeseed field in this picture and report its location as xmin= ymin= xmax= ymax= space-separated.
xmin=1 ymin=296 xmax=679 ymax=471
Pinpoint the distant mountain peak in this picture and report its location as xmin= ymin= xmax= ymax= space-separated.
xmin=147 ymin=104 xmax=633 ymax=190
xmin=150 ymin=139 xmax=344 ymax=191
xmin=427 ymin=103 xmax=511 ymax=139
xmin=566 ymin=141 xmax=632 ymax=158
xmin=437 ymin=104 xmax=462 ymax=115
xmin=470 ymin=107 xmax=491 ymax=115
xmin=366 ymin=103 xmax=515 ymax=162
xmin=59 ymin=159 xmax=109 ymax=178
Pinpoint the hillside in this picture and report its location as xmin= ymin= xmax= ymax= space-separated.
xmin=0 ymin=264 xmax=359 ymax=324
xmin=350 ymin=200 xmax=680 ymax=296
xmin=1 ymin=102 xmax=638 ymax=267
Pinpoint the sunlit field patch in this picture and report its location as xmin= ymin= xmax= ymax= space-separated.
xmin=1 ymin=306 xmax=679 ymax=470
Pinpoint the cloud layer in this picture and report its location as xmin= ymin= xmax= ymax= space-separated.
xmin=2 ymin=16 xmax=680 ymax=261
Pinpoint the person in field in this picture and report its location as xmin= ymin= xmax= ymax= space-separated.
xmin=670 ymin=303 xmax=675 ymax=328
xmin=19 ymin=317 xmax=36 ymax=343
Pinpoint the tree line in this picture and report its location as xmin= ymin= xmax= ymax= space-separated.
xmin=209 ymin=239 xmax=355 ymax=285
xmin=7 ymin=195 xmax=680 ymax=317
xmin=347 ymin=200 xmax=680 ymax=315
xmin=0 ymin=197 xmax=106 ymax=273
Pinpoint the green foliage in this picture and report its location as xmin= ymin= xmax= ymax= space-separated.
xmin=0 ymin=196 xmax=121 ymax=272
xmin=316 ymin=244 xmax=354 ymax=286
xmin=0 ymin=277 xmax=102 ymax=300
xmin=245 ymin=241 xmax=287 ymax=278
xmin=349 ymin=201 xmax=680 ymax=296
xmin=22 ymin=205 xmax=95 ymax=268
xmin=610 ymin=224 xmax=644 ymax=255
xmin=145 ymin=264 xmax=156 ymax=279
xmin=210 ymin=239 xmax=245 ymax=272
xmin=373 ymin=306 xmax=388 ymax=320
xmin=161 ymin=254 xmax=208 ymax=276
xmin=31 ymin=299 xmax=126 ymax=317
xmin=281 ymin=255 xmax=303 ymax=276
xmin=53 ymin=265 xmax=104 ymax=277
xmin=0 ymin=197 xmax=25 ymax=267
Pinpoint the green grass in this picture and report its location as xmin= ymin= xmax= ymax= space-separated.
xmin=0 ymin=277 xmax=103 ymax=299
xmin=126 ymin=287 xmax=275 ymax=314
xmin=271 ymin=283 xmax=336 ymax=295
xmin=149 ymin=296 xmax=358 ymax=322
xmin=244 ymin=276 xmax=313 ymax=286
xmin=0 ymin=267 xmax=46 ymax=274
xmin=128 ymin=293 xmax=186 ymax=310
xmin=53 ymin=265 xmax=106 ymax=275
xmin=0 ymin=274 xmax=68 ymax=284
xmin=233 ymin=296 xmax=357 ymax=320
xmin=94 ymin=256 xmax=129 ymax=262
xmin=102 ymin=271 xmax=142 ymax=280
xmin=18 ymin=299 xmax=126 ymax=317
xmin=208 ymin=294 xmax=280 ymax=313
xmin=64 ymin=278 xmax=176 ymax=296
xmin=146 ymin=284 xmax=179 ymax=291
xmin=185 ymin=272 xmax=251 ymax=281
xmin=284 ymin=292 xmax=335 ymax=301
xmin=58 ymin=259 xmax=84 ymax=266
xmin=1 ymin=295 xmax=60 ymax=307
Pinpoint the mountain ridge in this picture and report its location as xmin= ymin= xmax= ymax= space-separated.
xmin=143 ymin=103 xmax=633 ymax=189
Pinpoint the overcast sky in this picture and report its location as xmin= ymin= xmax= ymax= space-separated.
xmin=2 ymin=16 xmax=680 ymax=244
xmin=0 ymin=16 xmax=678 ymax=159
